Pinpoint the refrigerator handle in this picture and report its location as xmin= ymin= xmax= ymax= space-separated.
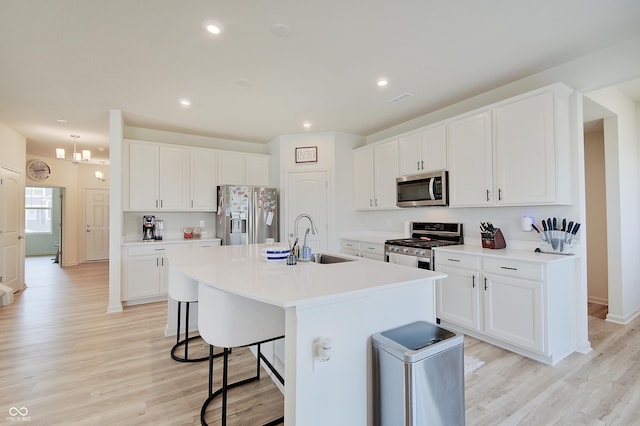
xmin=251 ymin=190 xmax=257 ymax=244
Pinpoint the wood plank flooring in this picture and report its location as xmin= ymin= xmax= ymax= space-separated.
xmin=2 ymin=257 xmax=639 ymax=425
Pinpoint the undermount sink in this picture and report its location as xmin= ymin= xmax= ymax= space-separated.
xmin=311 ymin=253 xmax=355 ymax=264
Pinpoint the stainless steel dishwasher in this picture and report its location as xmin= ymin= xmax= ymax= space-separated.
xmin=372 ymin=321 xmax=465 ymax=426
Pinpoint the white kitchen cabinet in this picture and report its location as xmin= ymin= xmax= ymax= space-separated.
xmin=398 ymin=124 xmax=447 ymax=176
xmin=436 ymin=253 xmax=481 ymax=331
xmin=245 ymin=154 xmax=270 ymax=186
xmin=123 ymin=240 xmax=221 ymax=305
xmin=447 ymin=86 xmax=572 ymax=207
xmin=340 ymin=238 xmax=385 ymax=261
xmin=124 ymin=245 xmax=169 ymax=304
xmin=447 ymin=111 xmax=493 ymax=206
xmin=483 ymin=271 xmax=543 ymax=352
xmin=352 ymin=140 xmax=399 ymax=210
xmin=434 ymin=247 xmax=575 ymax=365
xmin=189 ymin=148 xmax=217 ymax=211
xmin=494 ymin=91 xmax=556 ymax=205
xmin=217 ymin=151 xmax=270 ymax=186
xmin=129 ymin=142 xmax=189 ymax=210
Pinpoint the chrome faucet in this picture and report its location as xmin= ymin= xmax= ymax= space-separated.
xmin=293 ymin=213 xmax=319 ymax=239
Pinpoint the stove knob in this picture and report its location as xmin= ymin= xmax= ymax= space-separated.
xmin=402 ymin=248 xmax=409 ymax=254
xmin=418 ymin=250 xmax=426 ymax=256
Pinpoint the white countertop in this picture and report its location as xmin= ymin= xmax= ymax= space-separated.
xmin=166 ymin=243 xmax=445 ymax=308
xmin=122 ymin=237 xmax=221 ymax=246
xmin=433 ymin=245 xmax=578 ymax=263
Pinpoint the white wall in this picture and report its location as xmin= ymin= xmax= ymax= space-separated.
xmin=0 ymin=121 xmax=26 ymax=169
xmin=585 ymin=87 xmax=640 ymax=323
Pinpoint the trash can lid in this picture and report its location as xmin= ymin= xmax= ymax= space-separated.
xmin=381 ymin=321 xmax=455 ymax=350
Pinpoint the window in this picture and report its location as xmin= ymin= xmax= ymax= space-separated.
xmin=25 ymin=187 xmax=54 ymax=234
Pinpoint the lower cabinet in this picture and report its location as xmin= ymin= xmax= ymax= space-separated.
xmin=340 ymin=239 xmax=385 ymax=262
xmin=434 ymin=248 xmax=575 ymax=365
xmin=124 ymin=245 xmax=169 ymax=304
xmin=123 ymin=240 xmax=221 ymax=305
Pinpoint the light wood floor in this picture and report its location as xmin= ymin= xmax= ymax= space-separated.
xmin=2 ymin=257 xmax=639 ymax=425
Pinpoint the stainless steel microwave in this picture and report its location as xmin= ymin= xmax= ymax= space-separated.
xmin=396 ymin=170 xmax=448 ymax=207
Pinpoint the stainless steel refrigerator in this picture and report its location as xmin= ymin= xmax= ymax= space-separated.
xmin=216 ymin=185 xmax=279 ymax=245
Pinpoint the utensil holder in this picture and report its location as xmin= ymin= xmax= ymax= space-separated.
xmin=481 ymin=228 xmax=506 ymax=249
xmin=537 ymin=230 xmax=575 ymax=254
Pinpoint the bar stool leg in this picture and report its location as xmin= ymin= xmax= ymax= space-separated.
xmin=171 ymin=301 xmax=211 ymax=363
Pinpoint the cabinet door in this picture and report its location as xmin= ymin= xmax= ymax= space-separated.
xmin=421 ymin=124 xmax=447 ymax=172
xmin=398 ymin=132 xmax=422 ymax=175
xmin=245 ymin=155 xmax=270 ymax=186
xmin=447 ymin=111 xmax=493 ymax=207
xmin=483 ymin=273 xmax=544 ymax=352
xmin=436 ymin=265 xmax=481 ymax=330
xmin=190 ymin=148 xmax=217 ymax=210
xmin=353 ymin=147 xmax=375 ymax=209
xmin=125 ymin=254 xmax=160 ymax=299
xmin=218 ymin=151 xmax=246 ymax=185
xmin=129 ymin=143 xmax=159 ymax=210
xmin=159 ymin=255 xmax=169 ymax=295
xmin=494 ymin=92 xmax=556 ymax=204
xmin=158 ymin=146 xmax=189 ymax=210
xmin=373 ymin=140 xmax=399 ymax=209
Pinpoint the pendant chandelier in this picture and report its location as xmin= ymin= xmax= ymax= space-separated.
xmin=95 ymin=161 xmax=107 ymax=182
xmin=56 ymin=134 xmax=90 ymax=164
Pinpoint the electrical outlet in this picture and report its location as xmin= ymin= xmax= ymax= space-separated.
xmin=312 ymin=338 xmax=332 ymax=371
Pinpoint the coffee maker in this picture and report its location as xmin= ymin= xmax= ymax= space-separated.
xmin=143 ymin=215 xmax=156 ymax=240
xmin=154 ymin=219 xmax=163 ymax=240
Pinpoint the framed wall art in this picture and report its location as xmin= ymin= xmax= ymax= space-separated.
xmin=295 ymin=146 xmax=318 ymax=163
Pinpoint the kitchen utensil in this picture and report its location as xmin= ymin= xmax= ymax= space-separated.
xmin=542 ymin=220 xmax=547 ymax=232
xmin=567 ymin=221 xmax=574 ymax=234
xmin=561 ymin=218 xmax=567 ymax=232
xmin=553 ymin=217 xmax=557 ymax=230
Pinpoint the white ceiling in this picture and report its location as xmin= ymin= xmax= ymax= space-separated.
xmin=2 ymin=0 xmax=640 ymax=163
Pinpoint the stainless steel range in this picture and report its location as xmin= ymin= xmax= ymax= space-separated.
xmin=385 ymin=222 xmax=464 ymax=270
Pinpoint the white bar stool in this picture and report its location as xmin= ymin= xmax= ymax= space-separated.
xmin=198 ymin=282 xmax=285 ymax=426
xmin=168 ymin=265 xmax=210 ymax=363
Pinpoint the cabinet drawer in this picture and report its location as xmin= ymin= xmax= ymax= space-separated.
xmin=341 ymin=240 xmax=360 ymax=251
xmin=435 ymin=252 xmax=480 ymax=270
xmin=126 ymin=245 xmax=168 ymax=256
xmin=360 ymin=243 xmax=384 ymax=255
xmin=484 ymin=257 xmax=543 ymax=281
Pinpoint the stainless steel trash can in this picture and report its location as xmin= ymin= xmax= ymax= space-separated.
xmin=372 ymin=321 xmax=464 ymax=426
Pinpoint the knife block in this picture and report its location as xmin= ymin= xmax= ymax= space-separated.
xmin=482 ymin=228 xmax=506 ymax=249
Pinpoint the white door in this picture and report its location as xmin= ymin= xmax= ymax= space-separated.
xmin=0 ymin=168 xmax=24 ymax=292
xmin=286 ymin=171 xmax=328 ymax=252
xmin=86 ymin=189 xmax=109 ymax=261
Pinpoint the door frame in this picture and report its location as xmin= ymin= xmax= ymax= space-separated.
xmin=84 ymin=188 xmax=110 ymax=262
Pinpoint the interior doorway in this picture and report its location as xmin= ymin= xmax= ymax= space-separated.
xmin=25 ymin=186 xmax=64 ymax=266
xmin=583 ymin=120 xmax=609 ymax=308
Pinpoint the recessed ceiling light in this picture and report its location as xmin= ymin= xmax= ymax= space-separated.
xmin=202 ymin=20 xmax=223 ymax=35
xmin=179 ymin=99 xmax=191 ymax=106
xmin=377 ymin=79 xmax=388 ymax=87
xmin=56 ymin=119 xmax=68 ymax=123
xmin=236 ymin=78 xmax=252 ymax=86
xmin=303 ymin=122 xmax=312 ymax=128
xmin=271 ymin=23 xmax=291 ymax=37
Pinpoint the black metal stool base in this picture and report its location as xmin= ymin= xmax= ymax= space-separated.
xmin=171 ymin=335 xmax=213 ymax=363
xmin=200 ymin=338 xmax=285 ymax=426
xmin=171 ymin=300 xmax=216 ymax=363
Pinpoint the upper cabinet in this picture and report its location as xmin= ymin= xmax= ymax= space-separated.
xmin=448 ymin=86 xmax=572 ymax=207
xmin=129 ymin=142 xmax=189 ymax=210
xmin=353 ymin=140 xmax=399 ymax=210
xmin=126 ymin=141 xmax=269 ymax=212
xmin=218 ymin=151 xmax=270 ymax=186
xmin=398 ymin=124 xmax=447 ymax=176
xmin=447 ymin=111 xmax=494 ymax=206
xmin=189 ymin=148 xmax=218 ymax=211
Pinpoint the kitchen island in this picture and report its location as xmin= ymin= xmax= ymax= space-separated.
xmin=166 ymin=243 xmax=446 ymax=425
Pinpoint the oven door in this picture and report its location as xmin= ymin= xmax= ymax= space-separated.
xmin=387 ymin=252 xmax=432 ymax=270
